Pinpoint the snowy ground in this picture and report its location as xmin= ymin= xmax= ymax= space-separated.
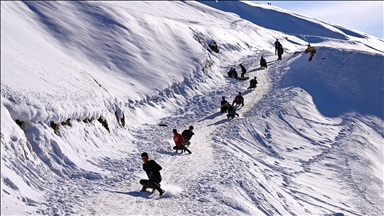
xmin=1 ymin=1 xmax=383 ymax=215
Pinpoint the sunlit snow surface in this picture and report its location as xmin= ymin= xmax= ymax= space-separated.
xmin=1 ymin=1 xmax=383 ymax=215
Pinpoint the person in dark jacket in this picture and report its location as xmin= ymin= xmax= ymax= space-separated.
xmin=139 ymin=152 xmax=165 ymax=196
xmin=260 ymin=56 xmax=267 ymax=68
xmin=227 ymin=67 xmax=234 ymax=77
xmin=181 ymin=126 xmax=194 ymax=146
xmin=247 ymin=77 xmax=258 ymax=89
xmin=227 ymin=104 xmax=239 ymax=119
xmin=232 ymin=92 xmax=244 ymax=107
xmin=277 ymin=43 xmax=284 ymax=60
xmin=239 ymin=63 xmax=247 ymax=79
xmin=228 ymin=67 xmax=238 ymax=79
xmin=274 ymin=39 xmax=280 ymax=55
xmin=220 ymin=96 xmax=230 ymax=113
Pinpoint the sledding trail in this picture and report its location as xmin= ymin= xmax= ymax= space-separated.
xmin=73 ymin=53 xmax=274 ymax=215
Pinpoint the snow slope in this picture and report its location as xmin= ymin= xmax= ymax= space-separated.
xmin=1 ymin=1 xmax=383 ymax=215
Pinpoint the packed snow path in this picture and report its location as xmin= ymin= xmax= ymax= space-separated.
xmin=46 ymin=54 xmax=274 ymax=215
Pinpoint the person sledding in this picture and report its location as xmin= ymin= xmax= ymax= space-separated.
xmin=172 ymin=129 xmax=191 ymax=154
xmin=260 ymin=56 xmax=267 ymax=68
xmin=227 ymin=67 xmax=238 ymax=79
xmin=247 ymin=77 xmax=258 ymax=90
xmin=220 ymin=96 xmax=230 ymax=113
xmin=139 ymin=152 xmax=165 ymax=196
xmin=226 ymin=104 xmax=239 ymax=119
xmin=181 ymin=126 xmax=194 ymax=147
xmin=232 ymin=92 xmax=244 ymax=107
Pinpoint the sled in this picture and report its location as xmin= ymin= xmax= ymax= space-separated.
xmin=237 ymin=77 xmax=249 ymax=80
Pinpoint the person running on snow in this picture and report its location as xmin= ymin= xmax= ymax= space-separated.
xmin=181 ymin=126 xmax=194 ymax=147
xmin=220 ymin=96 xmax=230 ymax=113
xmin=232 ymin=92 xmax=244 ymax=107
xmin=227 ymin=104 xmax=239 ymax=119
xmin=247 ymin=77 xmax=258 ymax=90
xmin=239 ymin=63 xmax=247 ymax=79
xmin=172 ymin=129 xmax=191 ymax=153
xmin=260 ymin=56 xmax=267 ymax=68
xmin=139 ymin=152 xmax=165 ymax=196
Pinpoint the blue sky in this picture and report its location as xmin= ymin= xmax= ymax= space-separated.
xmin=255 ymin=1 xmax=383 ymax=39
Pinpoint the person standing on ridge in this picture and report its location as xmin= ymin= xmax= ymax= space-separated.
xmin=274 ymin=39 xmax=280 ymax=55
xmin=139 ymin=152 xmax=165 ymax=196
xmin=277 ymin=43 xmax=284 ymax=60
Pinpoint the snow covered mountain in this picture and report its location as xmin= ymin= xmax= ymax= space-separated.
xmin=1 ymin=1 xmax=383 ymax=215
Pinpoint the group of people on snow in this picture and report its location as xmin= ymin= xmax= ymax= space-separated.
xmin=139 ymin=125 xmax=195 ymax=196
xmin=228 ymin=63 xmax=248 ymax=80
xmin=172 ymin=126 xmax=194 ymax=153
xmin=140 ymin=38 xmax=285 ymax=196
xmin=220 ymin=92 xmax=244 ymax=119
xmin=228 ymin=38 xmax=286 ymax=80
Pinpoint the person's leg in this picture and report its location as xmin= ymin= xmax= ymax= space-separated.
xmin=140 ymin=179 xmax=152 ymax=190
xmin=148 ymin=175 xmax=164 ymax=194
xmin=173 ymin=146 xmax=181 ymax=153
xmin=146 ymin=180 xmax=163 ymax=192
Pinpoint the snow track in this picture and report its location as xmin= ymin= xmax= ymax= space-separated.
xmin=72 ymin=54 xmax=274 ymax=215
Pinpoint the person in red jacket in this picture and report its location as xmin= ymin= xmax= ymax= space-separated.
xmin=172 ymin=129 xmax=191 ymax=154
xmin=232 ymin=92 xmax=244 ymax=107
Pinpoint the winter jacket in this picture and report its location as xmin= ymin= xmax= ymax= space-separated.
xmin=274 ymin=41 xmax=280 ymax=48
xmin=182 ymin=130 xmax=194 ymax=142
xmin=240 ymin=65 xmax=247 ymax=74
xmin=278 ymin=46 xmax=284 ymax=56
xmin=173 ymin=133 xmax=185 ymax=146
xmin=234 ymin=95 xmax=244 ymax=102
xmin=221 ymin=100 xmax=229 ymax=108
xmin=250 ymin=79 xmax=257 ymax=86
xmin=143 ymin=160 xmax=162 ymax=181
xmin=231 ymin=69 xmax=238 ymax=78
xmin=260 ymin=58 xmax=267 ymax=66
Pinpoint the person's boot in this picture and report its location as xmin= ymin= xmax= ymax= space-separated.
xmin=159 ymin=190 xmax=165 ymax=196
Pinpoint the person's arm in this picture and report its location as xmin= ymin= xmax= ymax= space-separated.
xmin=148 ymin=160 xmax=162 ymax=175
xmin=154 ymin=161 xmax=162 ymax=172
